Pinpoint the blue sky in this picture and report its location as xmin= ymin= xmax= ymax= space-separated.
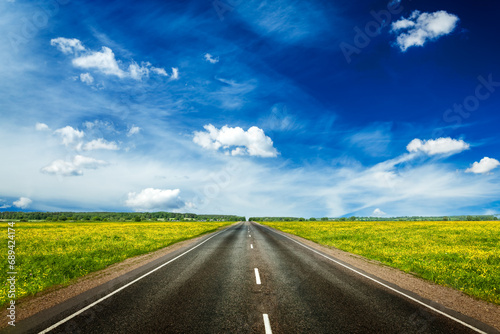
xmin=1 ymin=0 xmax=500 ymax=217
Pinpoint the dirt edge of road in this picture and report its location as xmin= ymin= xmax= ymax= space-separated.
xmin=263 ymin=224 xmax=500 ymax=331
xmin=0 ymin=223 xmax=238 ymax=329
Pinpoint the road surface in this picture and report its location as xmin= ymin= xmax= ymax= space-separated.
xmin=9 ymin=222 xmax=499 ymax=334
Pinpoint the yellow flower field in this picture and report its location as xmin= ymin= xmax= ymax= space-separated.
xmin=261 ymin=220 xmax=500 ymax=305
xmin=0 ymin=221 xmax=231 ymax=306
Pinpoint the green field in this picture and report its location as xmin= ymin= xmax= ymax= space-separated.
xmin=1 ymin=221 xmax=231 ymax=306
xmin=261 ymin=220 xmax=500 ymax=305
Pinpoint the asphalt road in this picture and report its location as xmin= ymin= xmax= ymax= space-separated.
xmin=9 ymin=222 xmax=499 ymax=334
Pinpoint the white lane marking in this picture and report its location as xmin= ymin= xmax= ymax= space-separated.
xmin=254 ymin=268 xmax=261 ymax=285
xmin=261 ymin=225 xmax=488 ymax=334
xmin=249 ymin=234 xmax=251 ymax=237
xmin=38 ymin=226 xmax=235 ymax=334
xmin=251 ymin=244 xmax=254 ymax=249
xmin=263 ymin=314 xmax=273 ymax=334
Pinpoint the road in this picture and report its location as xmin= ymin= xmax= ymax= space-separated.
xmin=9 ymin=222 xmax=499 ymax=334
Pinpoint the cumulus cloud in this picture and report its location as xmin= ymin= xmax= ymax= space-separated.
xmin=83 ymin=138 xmax=119 ymax=151
xmin=204 ymin=53 xmax=219 ymax=64
xmin=51 ymin=38 xmax=169 ymax=81
xmin=125 ymin=188 xmax=185 ymax=211
xmin=193 ymin=124 xmax=279 ymax=157
xmin=170 ymin=67 xmax=179 ymax=80
xmin=466 ymin=157 xmax=500 ymax=174
xmin=371 ymin=208 xmax=386 ymax=217
xmin=407 ymin=138 xmax=469 ymax=156
xmin=35 ymin=122 xmax=50 ymax=131
xmin=128 ymin=126 xmax=141 ymax=136
xmin=80 ymin=72 xmax=94 ymax=85
xmin=72 ymin=46 xmax=126 ymax=78
xmin=54 ymin=126 xmax=84 ymax=147
xmin=41 ymin=155 xmax=107 ymax=177
xmin=50 ymin=37 xmax=85 ymax=54
xmin=13 ymin=197 xmax=32 ymax=209
xmin=391 ymin=10 xmax=459 ymax=51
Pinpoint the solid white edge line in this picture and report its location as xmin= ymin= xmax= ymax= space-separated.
xmin=38 ymin=225 xmax=235 ymax=334
xmin=260 ymin=224 xmax=489 ymax=334
xmin=254 ymin=268 xmax=262 ymax=285
xmin=263 ymin=313 xmax=272 ymax=334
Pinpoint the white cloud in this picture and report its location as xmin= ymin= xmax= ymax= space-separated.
xmin=391 ymin=10 xmax=459 ymax=51
xmin=125 ymin=188 xmax=184 ymax=211
xmin=371 ymin=208 xmax=386 ymax=217
xmin=407 ymin=137 xmax=469 ymax=156
xmin=204 ymin=53 xmax=219 ymax=64
xmin=83 ymin=138 xmax=119 ymax=151
xmin=50 ymin=37 xmax=85 ymax=54
xmin=128 ymin=126 xmax=141 ymax=136
xmin=35 ymin=122 xmax=50 ymax=131
xmin=54 ymin=126 xmax=84 ymax=147
xmin=41 ymin=155 xmax=107 ymax=177
xmin=72 ymin=46 xmax=126 ymax=78
xmin=41 ymin=159 xmax=82 ymax=176
xmin=193 ymin=124 xmax=279 ymax=158
xmin=13 ymin=197 xmax=32 ymax=209
xmin=52 ymin=38 xmax=168 ymax=81
xmin=466 ymin=157 xmax=500 ymax=174
xmin=170 ymin=67 xmax=179 ymax=80
xmin=151 ymin=67 xmax=168 ymax=76
xmin=80 ymin=72 xmax=94 ymax=85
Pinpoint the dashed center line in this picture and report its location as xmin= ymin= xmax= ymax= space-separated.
xmin=263 ymin=314 xmax=273 ymax=334
xmin=254 ymin=268 xmax=261 ymax=285
xmin=250 ymin=244 xmax=254 ymax=249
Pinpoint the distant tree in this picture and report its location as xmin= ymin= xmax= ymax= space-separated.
xmin=134 ymin=216 xmax=142 ymax=222
xmin=309 ymin=217 xmax=316 ymax=221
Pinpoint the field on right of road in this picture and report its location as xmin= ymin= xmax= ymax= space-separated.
xmin=261 ymin=220 xmax=500 ymax=305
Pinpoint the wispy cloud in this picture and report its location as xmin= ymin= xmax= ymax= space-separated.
xmin=51 ymin=37 xmax=170 ymax=81
xmin=204 ymin=53 xmax=219 ymax=64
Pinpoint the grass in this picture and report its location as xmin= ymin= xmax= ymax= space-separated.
xmin=0 ymin=221 xmax=232 ymax=306
xmin=260 ymin=220 xmax=500 ymax=305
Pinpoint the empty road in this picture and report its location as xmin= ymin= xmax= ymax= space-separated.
xmin=9 ymin=222 xmax=499 ymax=334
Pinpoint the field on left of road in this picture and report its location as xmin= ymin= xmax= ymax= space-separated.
xmin=0 ymin=221 xmax=232 ymax=306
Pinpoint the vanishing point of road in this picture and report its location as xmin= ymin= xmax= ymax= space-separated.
xmin=9 ymin=222 xmax=499 ymax=334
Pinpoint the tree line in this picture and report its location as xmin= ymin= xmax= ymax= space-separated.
xmin=0 ymin=211 xmax=245 ymax=222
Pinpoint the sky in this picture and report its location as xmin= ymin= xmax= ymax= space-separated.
xmin=1 ymin=0 xmax=500 ymax=218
